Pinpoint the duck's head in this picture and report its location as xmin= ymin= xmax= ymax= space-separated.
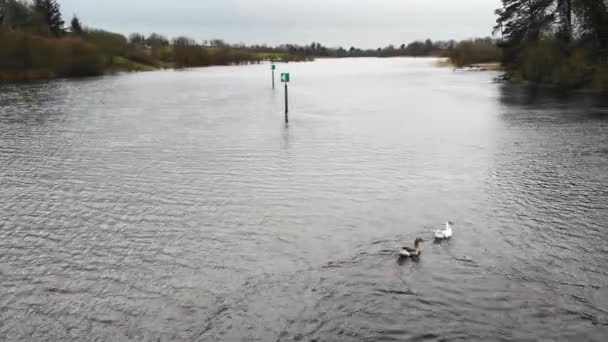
xmin=446 ymin=221 xmax=454 ymax=227
xmin=415 ymin=238 xmax=424 ymax=246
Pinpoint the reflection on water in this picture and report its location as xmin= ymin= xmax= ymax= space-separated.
xmin=1 ymin=59 xmax=607 ymax=341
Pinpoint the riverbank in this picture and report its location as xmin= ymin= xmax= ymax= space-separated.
xmin=0 ymin=29 xmax=311 ymax=83
xmin=435 ymin=58 xmax=607 ymax=93
xmin=436 ymin=58 xmax=502 ymax=71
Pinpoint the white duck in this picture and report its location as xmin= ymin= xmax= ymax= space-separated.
xmin=434 ymin=221 xmax=453 ymax=240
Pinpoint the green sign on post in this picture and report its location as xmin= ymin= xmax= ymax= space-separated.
xmin=281 ymin=73 xmax=290 ymax=122
xmin=271 ymin=64 xmax=276 ymax=70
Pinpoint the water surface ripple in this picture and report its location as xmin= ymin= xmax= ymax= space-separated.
xmin=1 ymin=58 xmax=607 ymax=341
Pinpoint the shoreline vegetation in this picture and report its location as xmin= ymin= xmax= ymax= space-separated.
xmin=1 ymin=1 xmax=606 ymax=92
xmin=495 ymin=0 xmax=608 ymax=92
xmin=0 ymin=0 xmax=315 ymax=82
xmin=0 ymin=0 xmax=504 ymax=83
xmin=436 ymin=59 xmax=503 ymax=72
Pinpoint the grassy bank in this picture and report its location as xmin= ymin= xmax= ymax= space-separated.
xmin=251 ymin=52 xmax=312 ymax=62
xmin=0 ymin=30 xmax=311 ymax=82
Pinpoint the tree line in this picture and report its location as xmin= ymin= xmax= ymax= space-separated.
xmin=0 ymin=0 xmax=504 ymax=82
xmin=0 ymin=0 xmax=504 ymax=81
xmin=496 ymin=0 xmax=608 ymax=89
xmin=0 ymin=0 xmax=311 ymax=81
xmin=264 ymin=38 xmax=500 ymax=63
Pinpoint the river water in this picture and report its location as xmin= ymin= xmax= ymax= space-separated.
xmin=1 ymin=58 xmax=607 ymax=341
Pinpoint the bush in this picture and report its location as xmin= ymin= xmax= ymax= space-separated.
xmin=174 ymin=45 xmax=210 ymax=68
xmin=0 ymin=31 xmax=103 ymax=79
xmin=590 ymin=65 xmax=608 ymax=92
xmin=125 ymin=48 xmax=160 ymax=67
xmin=84 ymin=29 xmax=128 ymax=60
xmin=52 ymin=38 xmax=104 ymax=77
xmin=210 ymin=46 xmax=235 ymax=65
xmin=521 ymin=40 xmax=559 ymax=83
xmin=0 ymin=31 xmax=50 ymax=70
xmin=520 ymin=40 xmax=594 ymax=88
xmin=449 ymin=38 xmax=501 ymax=67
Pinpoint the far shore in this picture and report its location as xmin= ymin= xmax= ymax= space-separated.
xmin=436 ymin=58 xmax=503 ymax=71
xmin=2 ymin=57 xmax=503 ymax=83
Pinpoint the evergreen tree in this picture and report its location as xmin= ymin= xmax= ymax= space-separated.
xmin=575 ymin=0 xmax=608 ymax=62
xmin=129 ymin=33 xmax=146 ymax=45
xmin=34 ymin=0 xmax=64 ymax=37
xmin=495 ymin=0 xmax=555 ymax=65
xmin=496 ymin=0 xmax=608 ymax=64
xmin=557 ymin=0 xmax=572 ymax=41
xmin=70 ymin=14 xmax=83 ymax=35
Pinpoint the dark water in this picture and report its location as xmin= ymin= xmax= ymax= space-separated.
xmin=1 ymin=58 xmax=607 ymax=341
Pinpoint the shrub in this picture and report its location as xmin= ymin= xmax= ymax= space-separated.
xmin=125 ymin=48 xmax=160 ymax=67
xmin=84 ymin=29 xmax=128 ymax=60
xmin=0 ymin=31 xmax=103 ymax=79
xmin=520 ymin=40 xmax=594 ymax=88
xmin=590 ymin=65 xmax=608 ymax=92
xmin=449 ymin=38 xmax=501 ymax=67
xmin=174 ymin=45 xmax=210 ymax=68
xmin=52 ymin=38 xmax=104 ymax=77
xmin=0 ymin=30 xmax=50 ymax=70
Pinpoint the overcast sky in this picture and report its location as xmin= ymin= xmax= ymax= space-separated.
xmin=60 ymin=0 xmax=502 ymax=48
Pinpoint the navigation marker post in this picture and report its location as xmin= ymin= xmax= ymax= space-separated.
xmin=281 ymin=72 xmax=290 ymax=123
xmin=271 ymin=64 xmax=276 ymax=89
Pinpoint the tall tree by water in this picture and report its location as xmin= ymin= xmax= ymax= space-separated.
xmin=495 ymin=0 xmax=608 ymax=87
xmin=575 ymin=0 xmax=608 ymax=61
xmin=495 ymin=0 xmax=552 ymax=46
xmin=552 ymin=0 xmax=572 ymax=42
xmin=34 ymin=0 xmax=64 ymax=37
xmin=496 ymin=0 xmax=608 ymax=55
xmin=70 ymin=14 xmax=83 ymax=35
